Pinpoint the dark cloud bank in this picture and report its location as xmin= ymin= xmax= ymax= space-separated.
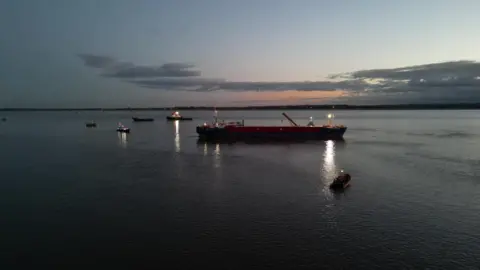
xmin=78 ymin=54 xmax=480 ymax=104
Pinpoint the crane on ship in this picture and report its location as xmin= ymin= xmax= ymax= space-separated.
xmin=281 ymin=112 xmax=319 ymax=127
xmin=282 ymin=112 xmax=299 ymax=127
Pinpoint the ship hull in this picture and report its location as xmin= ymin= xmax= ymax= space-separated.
xmin=166 ymin=116 xmax=193 ymax=121
xmin=197 ymin=126 xmax=347 ymax=141
xmin=117 ymin=128 xmax=130 ymax=133
xmin=330 ymin=174 xmax=352 ymax=190
xmin=132 ymin=117 xmax=154 ymax=122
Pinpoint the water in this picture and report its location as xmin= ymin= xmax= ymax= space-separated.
xmin=1 ymin=110 xmax=479 ymax=269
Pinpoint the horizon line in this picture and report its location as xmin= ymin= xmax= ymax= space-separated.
xmin=1 ymin=102 xmax=480 ymax=111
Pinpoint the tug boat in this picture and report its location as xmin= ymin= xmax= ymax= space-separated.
xmin=116 ymin=122 xmax=130 ymax=133
xmin=166 ymin=111 xmax=193 ymax=121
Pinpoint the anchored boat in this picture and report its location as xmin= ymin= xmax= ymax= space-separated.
xmin=117 ymin=122 xmax=130 ymax=133
xmin=196 ymin=111 xmax=347 ymax=141
xmin=85 ymin=121 xmax=97 ymax=128
xmin=329 ymin=170 xmax=352 ymax=190
xmin=166 ymin=111 xmax=193 ymax=121
xmin=132 ymin=117 xmax=154 ymax=122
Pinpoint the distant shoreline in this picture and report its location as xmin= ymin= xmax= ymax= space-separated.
xmin=1 ymin=103 xmax=480 ymax=111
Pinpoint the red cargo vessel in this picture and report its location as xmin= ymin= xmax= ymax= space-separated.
xmin=197 ymin=111 xmax=347 ymax=141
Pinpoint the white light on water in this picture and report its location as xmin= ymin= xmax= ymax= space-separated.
xmin=323 ymin=140 xmax=336 ymax=180
xmin=174 ymin=120 xmax=180 ymax=153
xmin=118 ymin=132 xmax=128 ymax=148
xmin=174 ymin=120 xmax=179 ymax=134
xmin=213 ymin=143 xmax=221 ymax=168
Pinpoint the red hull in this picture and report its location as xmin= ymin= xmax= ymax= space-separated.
xmin=223 ymin=125 xmax=342 ymax=132
xmin=197 ymin=112 xmax=346 ymax=142
xmin=197 ymin=124 xmax=347 ymax=141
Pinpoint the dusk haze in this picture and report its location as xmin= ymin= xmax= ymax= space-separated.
xmin=1 ymin=0 xmax=480 ymax=108
xmin=2 ymin=1 xmax=480 ymax=269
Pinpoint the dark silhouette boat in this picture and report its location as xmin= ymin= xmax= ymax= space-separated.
xmin=197 ymin=111 xmax=346 ymax=141
xmin=85 ymin=121 xmax=97 ymax=128
xmin=166 ymin=111 xmax=193 ymax=121
xmin=117 ymin=122 xmax=130 ymax=133
xmin=1 ymin=117 xmax=6 ymax=122
xmin=132 ymin=117 xmax=154 ymax=122
xmin=329 ymin=171 xmax=351 ymax=190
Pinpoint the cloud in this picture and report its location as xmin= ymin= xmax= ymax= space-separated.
xmin=326 ymin=60 xmax=480 ymax=103
xmin=78 ymin=54 xmax=480 ymax=104
xmin=130 ymin=78 xmax=368 ymax=92
xmin=328 ymin=60 xmax=480 ymax=94
xmin=77 ymin=54 xmax=200 ymax=78
xmin=104 ymin=64 xmax=201 ymax=78
xmin=77 ymin=54 xmax=117 ymax=68
xmin=330 ymin=60 xmax=480 ymax=81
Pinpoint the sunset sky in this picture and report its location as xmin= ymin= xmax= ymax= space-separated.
xmin=1 ymin=0 xmax=480 ymax=108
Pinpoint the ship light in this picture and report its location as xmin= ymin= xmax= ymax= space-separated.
xmin=326 ymin=113 xmax=334 ymax=126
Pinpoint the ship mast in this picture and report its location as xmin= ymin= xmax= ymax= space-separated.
xmin=213 ymin=107 xmax=218 ymax=125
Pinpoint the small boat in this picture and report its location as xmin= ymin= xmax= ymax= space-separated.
xmin=166 ymin=111 xmax=193 ymax=121
xmin=132 ymin=117 xmax=154 ymax=122
xmin=329 ymin=170 xmax=351 ymax=190
xmin=117 ymin=122 xmax=130 ymax=133
xmin=85 ymin=121 xmax=97 ymax=128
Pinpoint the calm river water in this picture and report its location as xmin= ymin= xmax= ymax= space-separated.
xmin=1 ymin=110 xmax=479 ymax=269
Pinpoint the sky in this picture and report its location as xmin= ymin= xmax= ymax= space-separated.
xmin=1 ymin=0 xmax=480 ymax=108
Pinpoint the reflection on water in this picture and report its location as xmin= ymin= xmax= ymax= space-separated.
xmin=117 ymin=132 xmax=128 ymax=148
xmin=213 ymin=143 xmax=221 ymax=168
xmin=174 ymin=120 xmax=180 ymax=153
xmin=323 ymin=140 xmax=337 ymax=180
xmin=199 ymin=141 xmax=222 ymax=169
xmin=211 ymin=143 xmax=222 ymax=185
xmin=321 ymin=140 xmax=339 ymax=199
xmin=172 ymin=120 xmax=184 ymax=178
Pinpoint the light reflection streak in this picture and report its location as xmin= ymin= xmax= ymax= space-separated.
xmin=211 ymin=143 xmax=222 ymax=187
xmin=323 ymin=140 xmax=336 ymax=180
xmin=174 ymin=120 xmax=180 ymax=153
xmin=321 ymin=140 xmax=338 ymax=199
xmin=199 ymin=142 xmax=222 ymax=170
xmin=213 ymin=143 xmax=221 ymax=168
xmin=117 ymin=132 xmax=128 ymax=148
